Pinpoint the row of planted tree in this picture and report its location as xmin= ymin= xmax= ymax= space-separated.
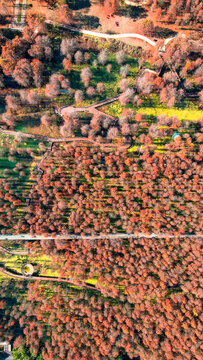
xmin=0 ymin=135 xmax=202 ymax=235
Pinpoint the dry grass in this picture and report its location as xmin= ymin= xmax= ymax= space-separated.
xmin=25 ymin=123 xmax=61 ymax=138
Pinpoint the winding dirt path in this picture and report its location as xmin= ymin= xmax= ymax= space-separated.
xmin=0 ymin=246 xmax=29 ymax=255
xmin=0 ymin=93 xmax=128 ymax=149
xmin=46 ymin=20 xmax=156 ymax=47
xmin=0 ymin=95 xmax=128 ymax=210
xmin=0 ymin=127 xmax=129 ymax=149
xmin=0 ymin=266 xmax=99 ymax=291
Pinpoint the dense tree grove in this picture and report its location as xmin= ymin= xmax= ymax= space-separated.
xmin=0 ymin=6 xmax=202 ymax=360
xmin=149 ymin=37 xmax=203 ymax=106
xmin=148 ymin=0 xmax=203 ymax=25
xmin=0 ymin=15 xmax=52 ymax=86
xmin=3 ymin=134 xmax=198 ymax=236
xmin=1 ymin=233 xmax=202 ymax=360
xmin=0 ymin=279 xmax=26 ymax=341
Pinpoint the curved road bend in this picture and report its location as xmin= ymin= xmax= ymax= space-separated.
xmin=0 ymin=246 xmax=29 ymax=255
xmin=0 ymin=266 xmax=99 ymax=291
xmin=46 ymin=20 xmax=156 ymax=47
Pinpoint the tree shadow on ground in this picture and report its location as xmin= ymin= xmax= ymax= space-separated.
xmin=0 ymin=351 xmax=12 ymax=359
xmin=74 ymin=15 xmax=100 ymax=29
xmin=68 ymin=0 xmax=91 ymax=10
xmin=16 ymin=114 xmax=40 ymax=131
xmin=153 ymin=26 xmax=177 ymax=38
xmin=115 ymin=5 xmax=146 ymax=19
xmin=1 ymin=28 xmax=21 ymax=40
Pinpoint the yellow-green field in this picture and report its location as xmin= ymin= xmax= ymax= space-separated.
xmin=136 ymin=106 xmax=203 ymax=121
xmin=103 ymin=99 xmax=203 ymax=122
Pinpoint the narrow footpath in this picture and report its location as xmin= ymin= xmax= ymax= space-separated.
xmin=0 ymin=266 xmax=99 ymax=291
xmin=0 ymin=246 xmax=28 ymax=255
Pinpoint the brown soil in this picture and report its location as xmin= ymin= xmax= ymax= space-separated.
xmin=26 ymin=0 xmax=56 ymax=21
xmin=79 ymin=2 xmax=152 ymax=49
xmin=26 ymin=123 xmax=61 ymax=138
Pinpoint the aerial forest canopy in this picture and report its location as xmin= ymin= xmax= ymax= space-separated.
xmin=0 ymin=1 xmax=202 ymax=360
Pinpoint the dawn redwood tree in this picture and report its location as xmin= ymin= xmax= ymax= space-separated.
xmin=119 ymin=88 xmax=134 ymax=106
xmin=90 ymin=115 xmax=102 ymax=132
xmin=156 ymin=114 xmax=172 ymax=126
xmin=119 ymin=79 xmax=129 ymax=92
xmin=61 ymin=78 xmax=70 ymax=89
xmin=13 ymin=59 xmax=33 ymax=87
xmin=116 ymin=50 xmax=126 ymax=65
xmin=1 ymin=36 xmax=28 ymax=75
xmin=74 ymin=50 xmax=83 ymax=65
xmin=92 ymin=59 xmax=98 ymax=69
xmin=81 ymin=124 xmax=89 ymax=136
xmin=30 ymin=59 xmax=44 ymax=88
xmin=22 ymin=26 xmax=34 ymax=43
xmin=40 ymin=114 xmax=53 ymax=127
xmin=2 ymin=112 xmax=16 ymax=129
xmin=80 ymin=67 xmax=92 ymax=87
xmin=19 ymin=90 xmax=28 ymax=104
xmin=49 ymin=73 xmax=60 ymax=85
xmin=60 ymin=124 xmax=72 ymax=137
xmin=98 ymin=49 xmax=108 ymax=66
xmin=121 ymin=123 xmax=131 ymax=136
xmin=63 ymin=58 xmax=73 ymax=73
xmin=159 ymin=86 xmax=168 ymax=104
xmin=45 ymin=82 xmax=59 ymax=99
xmin=135 ymin=70 xmax=156 ymax=95
xmin=148 ymin=124 xmax=161 ymax=138
xmin=60 ymin=38 xmax=77 ymax=57
xmin=96 ymin=82 xmax=104 ymax=94
xmin=120 ymin=64 xmax=129 ymax=78
xmin=74 ymin=90 xmax=84 ymax=104
xmin=163 ymin=71 xmax=178 ymax=83
xmin=5 ymin=95 xmax=19 ymax=112
xmin=28 ymin=36 xmax=53 ymax=61
xmin=107 ymin=127 xmax=119 ymax=140
xmin=27 ymin=91 xmax=41 ymax=106
xmin=86 ymin=86 xmax=96 ymax=98
xmin=58 ymin=200 xmax=66 ymax=211
xmin=28 ymin=44 xmax=43 ymax=60
xmin=106 ymin=64 xmax=112 ymax=73
xmin=102 ymin=117 xmax=112 ymax=130
xmin=63 ymin=111 xmax=79 ymax=134
xmin=167 ymin=96 xmax=176 ymax=108
xmin=84 ymin=52 xmax=90 ymax=63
